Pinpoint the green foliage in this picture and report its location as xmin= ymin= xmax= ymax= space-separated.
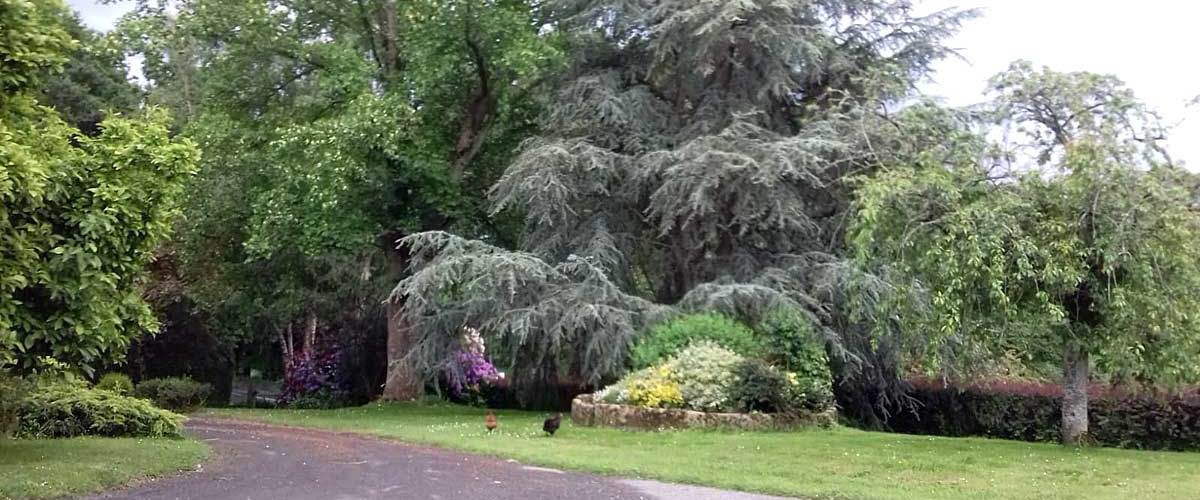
xmin=600 ymin=341 xmax=746 ymax=412
xmin=37 ymin=11 xmax=140 ymax=135
xmin=95 ymin=373 xmax=133 ymax=395
xmin=1 ymin=1 xmax=200 ymax=376
xmin=0 ymin=374 xmax=30 ymax=438
xmin=17 ymin=383 xmax=184 ymax=438
xmin=631 ymin=313 xmax=761 ymax=369
xmin=729 ymin=359 xmax=791 ymax=413
xmin=852 ymin=63 xmax=1200 ymax=386
xmin=134 ymin=377 xmax=211 ymax=412
xmin=0 ymin=0 xmax=75 ymax=93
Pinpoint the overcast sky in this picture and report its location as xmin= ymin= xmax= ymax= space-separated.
xmin=69 ymin=0 xmax=1199 ymax=167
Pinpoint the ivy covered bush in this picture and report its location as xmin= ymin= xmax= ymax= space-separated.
xmin=0 ymin=374 xmax=29 ymax=438
xmin=18 ymin=382 xmax=184 ymax=438
xmin=135 ymin=376 xmax=211 ymax=412
xmin=631 ymin=314 xmax=761 ymax=369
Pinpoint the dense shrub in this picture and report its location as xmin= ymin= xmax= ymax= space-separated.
xmin=667 ymin=341 xmax=742 ymax=411
xmin=95 ymin=373 xmax=134 ymax=395
xmin=279 ymin=347 xmax=350 ymax=408
xmin=442 ymin=328 xmax=504 ymax=407
xmin=0 ymin=374 xmax=30 ymax=438
xmin=18 ymin=384 xmax=184 ymax=438
xmin=135 ymin=377 xmax=212 ymax=412
xmin=891 ymin=378 xmax=1200 ymax=450
xmin=631 ymin=314 xmax=761 ymax=369
xmin=600 ymin=342 xmax=743 ymax=411
xmin=730 ymin=359 xmax=791 ymax=412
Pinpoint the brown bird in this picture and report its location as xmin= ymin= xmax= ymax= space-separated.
xmin=542 ymin=412 xmax=562 ymax=436
xmin=485 ymin=411 xmax=498 ymax=432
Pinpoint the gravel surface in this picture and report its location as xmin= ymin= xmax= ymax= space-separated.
xmin=84 ymin=417 xmax=794 ymax=500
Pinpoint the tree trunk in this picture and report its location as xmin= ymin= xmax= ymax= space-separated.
xmin=279 ymin=323 xmax=295 ymax=373
xmin=380 ymin=298 xmax=421 ymax=400
xmin=1061 ymin=341 xmax=1090 ymax=445
xmin=302 ymin=314 xmax=318 ymax=355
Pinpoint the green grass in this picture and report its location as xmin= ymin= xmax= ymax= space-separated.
xmin=0 ymin=437 xmax=208 ymax=500
xmin=209 ymin=403 xmax=1200 ymax=500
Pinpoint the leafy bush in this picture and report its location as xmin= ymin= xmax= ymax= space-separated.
xmin=729 ymin=359 xmax=791 ymax=413
xmin=632 ymin=313 xmax=761 ymax=369
xmin=666 ymin=341 xmax=743 ymax=412
xmin=134 ymin=377 xmax=211 ymax=412
xmin=18 ymin=383 xmax=184 ymax=438
xmin=443 ymin=328 xmax=504 ymax=407
xmin=627 ymin=366 xmax=685 ymax=408
xmin=95 ymin=373 xmax=134 ymax=395
xmin=0 ymin=374 xmax=30 ymax=438
xmin=892 ymin=378 xmax=1200 ymax=450
xmin=279 ymin=347 xmax=349 ymax=408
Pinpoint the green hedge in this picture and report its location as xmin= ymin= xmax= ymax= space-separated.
xmin=18 ymin=384 xmax=184 ymax=438
xmin=135 ymin=377 xmax=211 ymax=412
xmin=890 ymin=378 xmax=1200 ymax=450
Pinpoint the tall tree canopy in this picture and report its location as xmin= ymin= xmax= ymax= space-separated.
xmin=116 ymin=0 xmax=562 ymax=396
xmin=1 ymin=0 xmax=198 ymax=375
xmin=393 ymin=0 xmax=975 ymax=407
xmin=851 ymin=62 xmax=1200 ymax=444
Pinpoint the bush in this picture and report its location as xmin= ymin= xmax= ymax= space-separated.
xmin=666 ymin=341 xmax=743 ymax=412
xmin=891 ymin=378 xmax=1200 ymax=450
xmin=279 ymin=347 xmax=350 ymax=408
xmin=0 ymin=374 xmax=30 ymax=438
xmin=632 ymin=313 xmax=761 ymax=369
xmin=18 ymin=383 xmax=184 ymax=438
xmin=95 ymin=373 xmax=134 ymax=395
xmin=135 ymin=377 xmax=212 ymax=412
xmin=729 ymin=359 xmax=790 ymax=413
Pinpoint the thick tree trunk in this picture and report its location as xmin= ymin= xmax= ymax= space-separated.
xmin=1061 ymin=341 xmax=1090 ymax=445
xmin=380 ymin=298 xmax=421 ymax=400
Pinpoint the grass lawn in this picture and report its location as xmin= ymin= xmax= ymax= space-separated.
xmin=210 ymin=402 xmax=1200 ymax=500
xmin=0 ymin=437 xmax=208 ymax=500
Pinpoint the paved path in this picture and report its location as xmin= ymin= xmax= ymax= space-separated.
xmin=86 ymin=418 xmax=794 ymax=500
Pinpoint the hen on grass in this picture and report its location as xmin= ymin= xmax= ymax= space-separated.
xmin=543 ymin=413 xmax=562 ymax=436
xmin=485 ymin=411 xmax=498 ymax=432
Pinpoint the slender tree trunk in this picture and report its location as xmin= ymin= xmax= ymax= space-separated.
xmin=381 ymin=298 xmax=421 ymax=400
xmin=279 ymin=323 xmax=295 ymax=373
xmin=302 ymin=314 xmax=318 ymax=355
xmin=1061 ymin=341 xmax=1090 ymax=445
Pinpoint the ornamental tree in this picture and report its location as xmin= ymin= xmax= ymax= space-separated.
xmin=1 ymin=0 xmax=199 ymax=375
xmin=851 ymin=62 xmax=1200 ymax=444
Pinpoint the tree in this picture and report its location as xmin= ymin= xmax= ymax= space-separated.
xmin=1 ymin=0 xmax=199 ymax=376
xmin=392 ymin=0 xmax=974 ymax=406
xmin=38 ymin=11 xmax=141 ymax=135
xmin=116 ymin=0 xmax=562 ymax=399
xmin=851 ymin=62 xmax=1200 ymax=444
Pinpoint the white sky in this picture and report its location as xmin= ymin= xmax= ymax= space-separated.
xmin=69 ymin=0 xmax=1199 ymax=167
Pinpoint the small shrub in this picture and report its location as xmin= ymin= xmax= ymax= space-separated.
xmin=626 ymin=366 xmax=684 ymax=408
xmin=19 ymin=383 xmax=184 ymax=438
xmin=279 ymin=347 xmax=350 ymax=408
xmin=632 ymin=313 xmax=761 ymax=369
xmin=0 ymin=374 xmax=30 ymax=438
xmin=730 ymin=359 xmax=791 ymax=413
xmin=95 ymin=373 xmax=134 ymax=395
xmin=135 ymin=377 xmax=212 ymax=412
xmin=665 ymin=341 xmax=743 ymax=412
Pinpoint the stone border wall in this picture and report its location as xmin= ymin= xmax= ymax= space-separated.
xmin=571 ymin=394 xmax=836 ymax=431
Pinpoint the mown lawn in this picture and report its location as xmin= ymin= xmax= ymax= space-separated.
xmin=0 ymin=437 xmax=208 ymax=500
xmin=210 ymin=402 xmax=1200 ymax=500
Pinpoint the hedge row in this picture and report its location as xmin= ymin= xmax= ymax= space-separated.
xmin=889 ymin=378 xmax=1200 ymax=450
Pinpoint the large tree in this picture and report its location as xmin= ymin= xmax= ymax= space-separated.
xmin=392 ymin=0 xmax=974 ymax=408
xmin=851 ymin=62 xmax=1200 ymax=444
xmin=1 ymin=0 xmax=198 ymax=376
xmin=117 ymin=0 xmax=561 ymax=398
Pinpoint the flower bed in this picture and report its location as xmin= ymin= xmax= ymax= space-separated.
xmin=571 ymin=394 xmax=836 ymax=431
